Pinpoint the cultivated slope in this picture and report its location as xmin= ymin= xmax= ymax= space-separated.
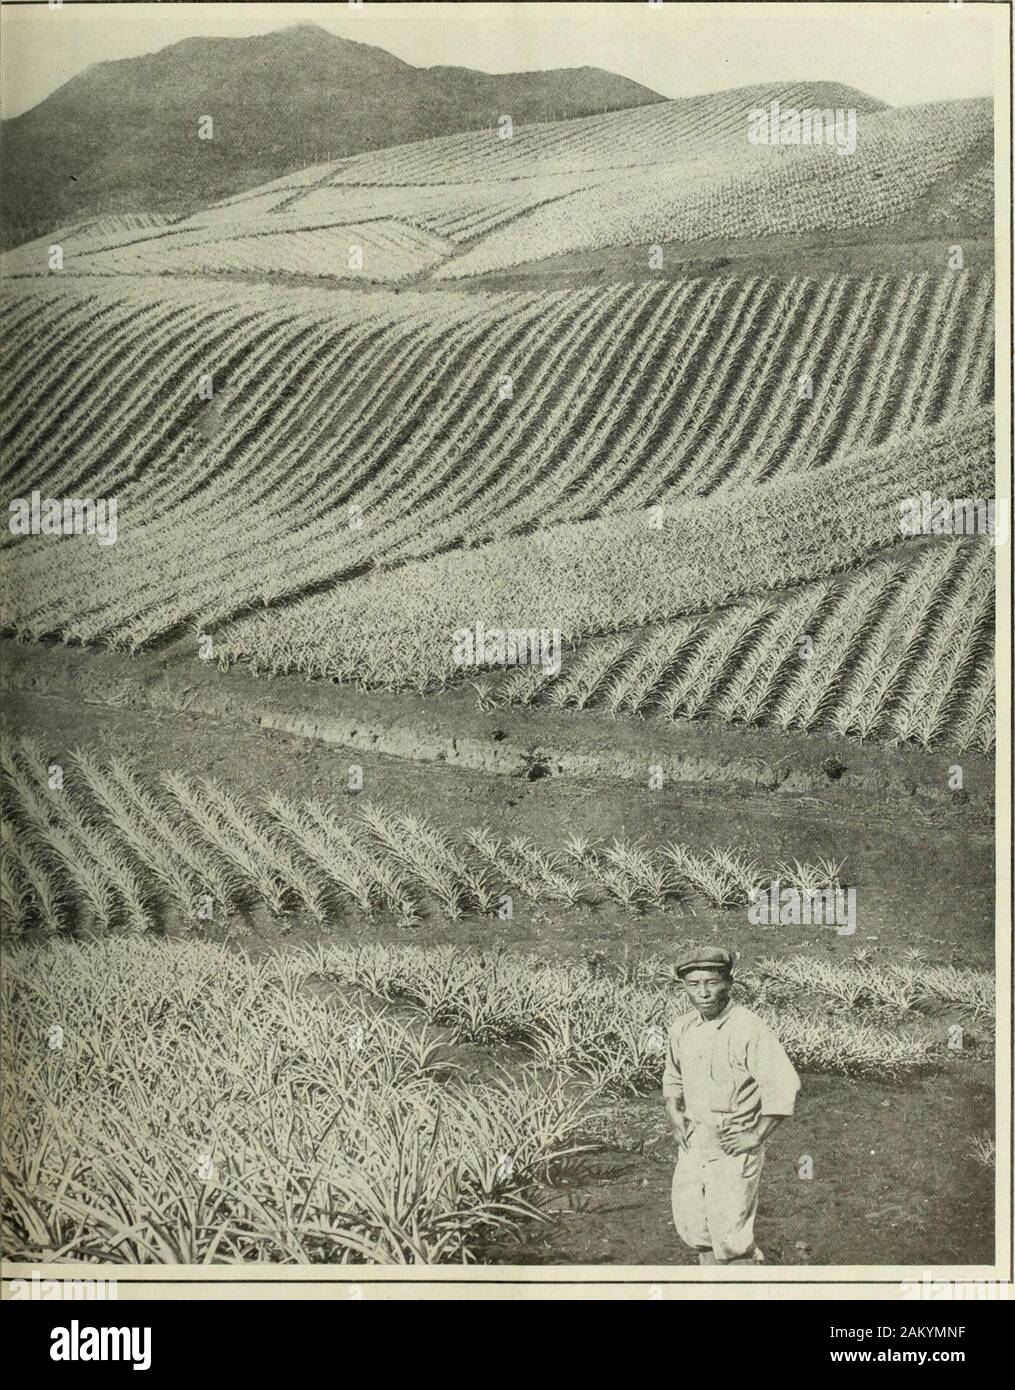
xmin=0 ymin=273 xmax=993 ymax=650
xmin=4 ymin=89 xmax=989 ymax=284
xmin=438 ymin=99 xmax=993 ymax=278
xmin=478 ymin=538 xmax=996 ymax=754
xmin=216 ymin=411 xmax=994 ymax=694
xmin=1 ymin=22 xmax=662 ymax=247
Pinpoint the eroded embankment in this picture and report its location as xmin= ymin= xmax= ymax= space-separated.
xmin=1 ymin=638 xmax=993 ymax=808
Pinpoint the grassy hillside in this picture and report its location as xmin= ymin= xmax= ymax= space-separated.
xmin=0 ymin=23 xmax=662 ymax=248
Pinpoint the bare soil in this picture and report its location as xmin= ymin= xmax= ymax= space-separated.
xmin=0 ymin=641 xmax=996 ymax=1267
xmin=480 ymin=1070 xmax=994 ymax=1268
xmin=448 ymin=230 xmax=994 ymax=292
xmin=306 ymin=979 xmax=995 ymax=1269
xmin=1 ymin=640 xmax=994 ymax=962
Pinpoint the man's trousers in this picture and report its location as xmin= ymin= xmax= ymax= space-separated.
xmin=671 ymin=1121 xmax=763 ymax=1264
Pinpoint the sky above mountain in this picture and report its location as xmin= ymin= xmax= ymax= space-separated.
xmin=1 ymin=0 xmax=998 ymax=121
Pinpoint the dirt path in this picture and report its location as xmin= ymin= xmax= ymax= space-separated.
xmin=3 ymin=638 xmax=994 ymax=804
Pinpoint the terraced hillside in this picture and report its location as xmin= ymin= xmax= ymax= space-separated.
xmin=474 ymin=537 xmax=996 ymax=754
xmin=1 ymin=88 xmax=991 ymax=284
xmin=1 ymin=273 xmax=994 ymax=661
xmin=0 ymin=45 xmax=1000 ymax=1283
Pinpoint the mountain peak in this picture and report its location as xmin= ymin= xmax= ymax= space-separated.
xmin=267 ymin=23 xmax=363 ymax=45
xmin=1 ymin=27 xmax=663 ymax=246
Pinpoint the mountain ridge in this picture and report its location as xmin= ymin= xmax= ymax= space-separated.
xmin=1 ymin=23 xmax=663 ymax=246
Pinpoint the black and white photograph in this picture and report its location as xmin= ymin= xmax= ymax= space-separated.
xmin=0 ymin=0 xmax=1009 ymax=1303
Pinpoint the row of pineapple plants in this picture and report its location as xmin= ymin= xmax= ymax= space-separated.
xmin=7 ymin=928 xmax=986 ymax=1264
xmin=2 ymin=274 xmax=992 ymax=658
xmin=478 ymin=539 xmax=995 ymax=752
xmin=1 ymin=735 xmax=857 ymax=937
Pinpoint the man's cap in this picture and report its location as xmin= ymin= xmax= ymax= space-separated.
xmin=674 ymin=946 xmax=735 ymax=977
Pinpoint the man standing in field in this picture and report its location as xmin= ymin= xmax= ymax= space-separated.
xmin=663 ymin=946 xmax=800 ymax=1265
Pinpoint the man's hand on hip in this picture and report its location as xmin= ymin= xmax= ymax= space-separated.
xmin=720 ymin=1113 xmax=785 ymax=1155
xmin=719 ymin=1126 xmax=761 ymax=1156
xmin=666 ymin=1098 xmax=692 ymax=1151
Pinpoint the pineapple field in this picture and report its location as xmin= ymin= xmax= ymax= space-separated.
xmin=0 ymin=62 xmax=1000 ymax=1274
xmin=0 ymin=279 xmax=994 ymax=651
xmin=0 ymin=90 xmax=991 ymax=285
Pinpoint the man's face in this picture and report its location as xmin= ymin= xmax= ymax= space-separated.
xmin=681 ymin=969 xmax=732 ymax=1018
